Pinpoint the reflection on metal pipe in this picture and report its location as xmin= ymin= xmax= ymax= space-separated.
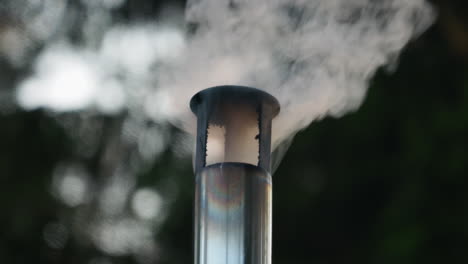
xmin=195 ymin=163 xmax=271 ymax=264
xmin=191 ymin=86 xmax=279 ymax=264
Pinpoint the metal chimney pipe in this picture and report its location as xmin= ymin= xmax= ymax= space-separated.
xmin=190 ymin=86 xmax=280 ymax=264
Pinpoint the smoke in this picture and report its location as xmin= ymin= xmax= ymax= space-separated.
xmin=159 ymin=0 xmax=435 ymax=148
xmin=10 ymin=0 xmax=436 ymax=155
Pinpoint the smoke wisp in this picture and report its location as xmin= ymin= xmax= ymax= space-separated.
xmin=10 ymin=0 xmax=436 ymax=162
xmin=160 ymin=0 xmax=435 ymax=148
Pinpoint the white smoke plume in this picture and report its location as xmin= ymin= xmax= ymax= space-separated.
xmin=159 ymin=0 xmax=435 ymax=147
xmin=11 ymin=0 xmax=436 ymax=153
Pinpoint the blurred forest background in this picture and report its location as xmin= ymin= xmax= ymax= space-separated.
xmin=1 ymin=0 xmax=468 ymax=264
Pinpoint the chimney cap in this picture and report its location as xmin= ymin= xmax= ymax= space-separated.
xmin=190 ymin=85 xmax=280 ymax=118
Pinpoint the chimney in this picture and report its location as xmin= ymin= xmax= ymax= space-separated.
xmin=190 ymin=85 xmax=280 ymax=264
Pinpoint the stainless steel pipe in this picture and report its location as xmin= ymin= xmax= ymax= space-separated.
xmin=195 ymin=163 xmax=272 ymax=264
xmin=190 ymin=86 xmax=279 ymax=264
